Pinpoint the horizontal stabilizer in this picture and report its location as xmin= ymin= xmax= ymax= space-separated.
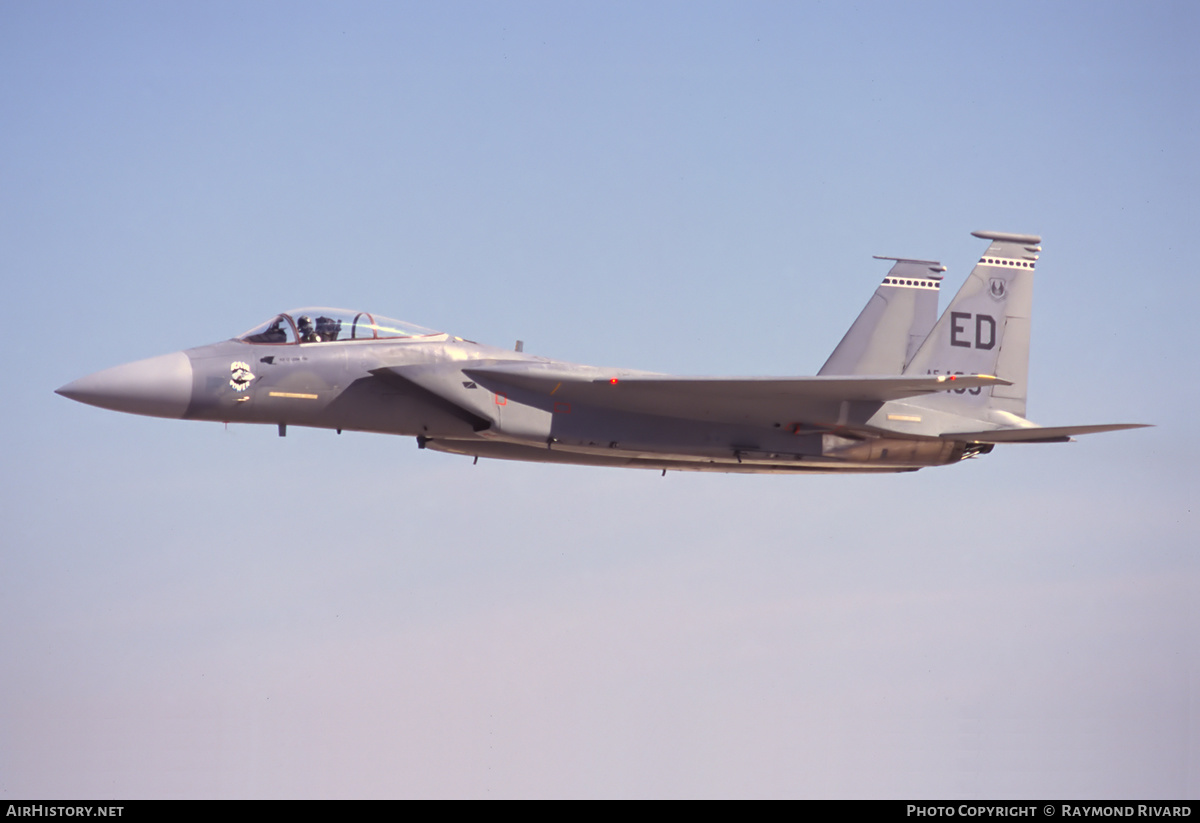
xmin=941 ymin=423 xmax=1152 ymax=443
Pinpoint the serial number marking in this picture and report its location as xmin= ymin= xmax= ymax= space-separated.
xmin=927 ymin=370 xmax=982 ymax=395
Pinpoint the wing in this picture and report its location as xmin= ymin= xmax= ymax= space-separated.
xmin=371 ymin=361 xmax=1009 ymax=430
xmin=460 ymin=363 xmax=1010 ymax=428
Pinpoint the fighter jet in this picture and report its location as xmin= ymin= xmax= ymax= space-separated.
xmin=56 ymin=231 xmax=1147 ymax=474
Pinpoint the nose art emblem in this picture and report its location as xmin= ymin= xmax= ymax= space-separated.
xmin=230 ymin=361 xmax=255 ymax=392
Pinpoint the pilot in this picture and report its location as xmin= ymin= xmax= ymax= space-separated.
xmin=297 ymin=315 xmax=320 ymax=343
xmin=316 ymin=315 xmax=341 ymax=342
xmin=251 ymin=318 xmax=289 ymax=343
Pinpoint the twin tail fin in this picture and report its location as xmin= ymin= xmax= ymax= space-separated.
xmin=901 ymin=230 xmax=1041 ymax=418
xmin=819 ymin=257 xmax=944 ymax=376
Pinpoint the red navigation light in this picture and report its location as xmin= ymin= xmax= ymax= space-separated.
xmin=609 ymin=377 xmax=619 ymax=385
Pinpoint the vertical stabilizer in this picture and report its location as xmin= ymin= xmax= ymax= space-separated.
xmin=903 ymin=230 xmax=1041 ymax=417
xmin=819 ymin=257 xmax=944 ymax=375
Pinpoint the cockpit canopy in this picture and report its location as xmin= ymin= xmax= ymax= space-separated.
xmin=239 ymin=308 xmax=445 ymax=345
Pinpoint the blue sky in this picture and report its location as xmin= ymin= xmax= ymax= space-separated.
xmin=2 ymin=1 xmax=1196 ymax=798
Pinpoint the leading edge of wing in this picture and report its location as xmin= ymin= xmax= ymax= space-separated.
xmin=939 ymin=423 xmax=1153 ymax=443
xmin=462 ymin=364 xmax=1009 ymax=427
xmin=464 ymin=365 xmax=1008 ymax=403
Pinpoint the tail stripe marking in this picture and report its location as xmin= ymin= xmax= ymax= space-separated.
xmin=882 ymin=278 xmax=941 ymax=289
xmin=979 ymin=258 xmax=1037 ymax=269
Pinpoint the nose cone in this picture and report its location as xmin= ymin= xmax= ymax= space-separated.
xmin=56 ymin=351 xmax=193 ymax=419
